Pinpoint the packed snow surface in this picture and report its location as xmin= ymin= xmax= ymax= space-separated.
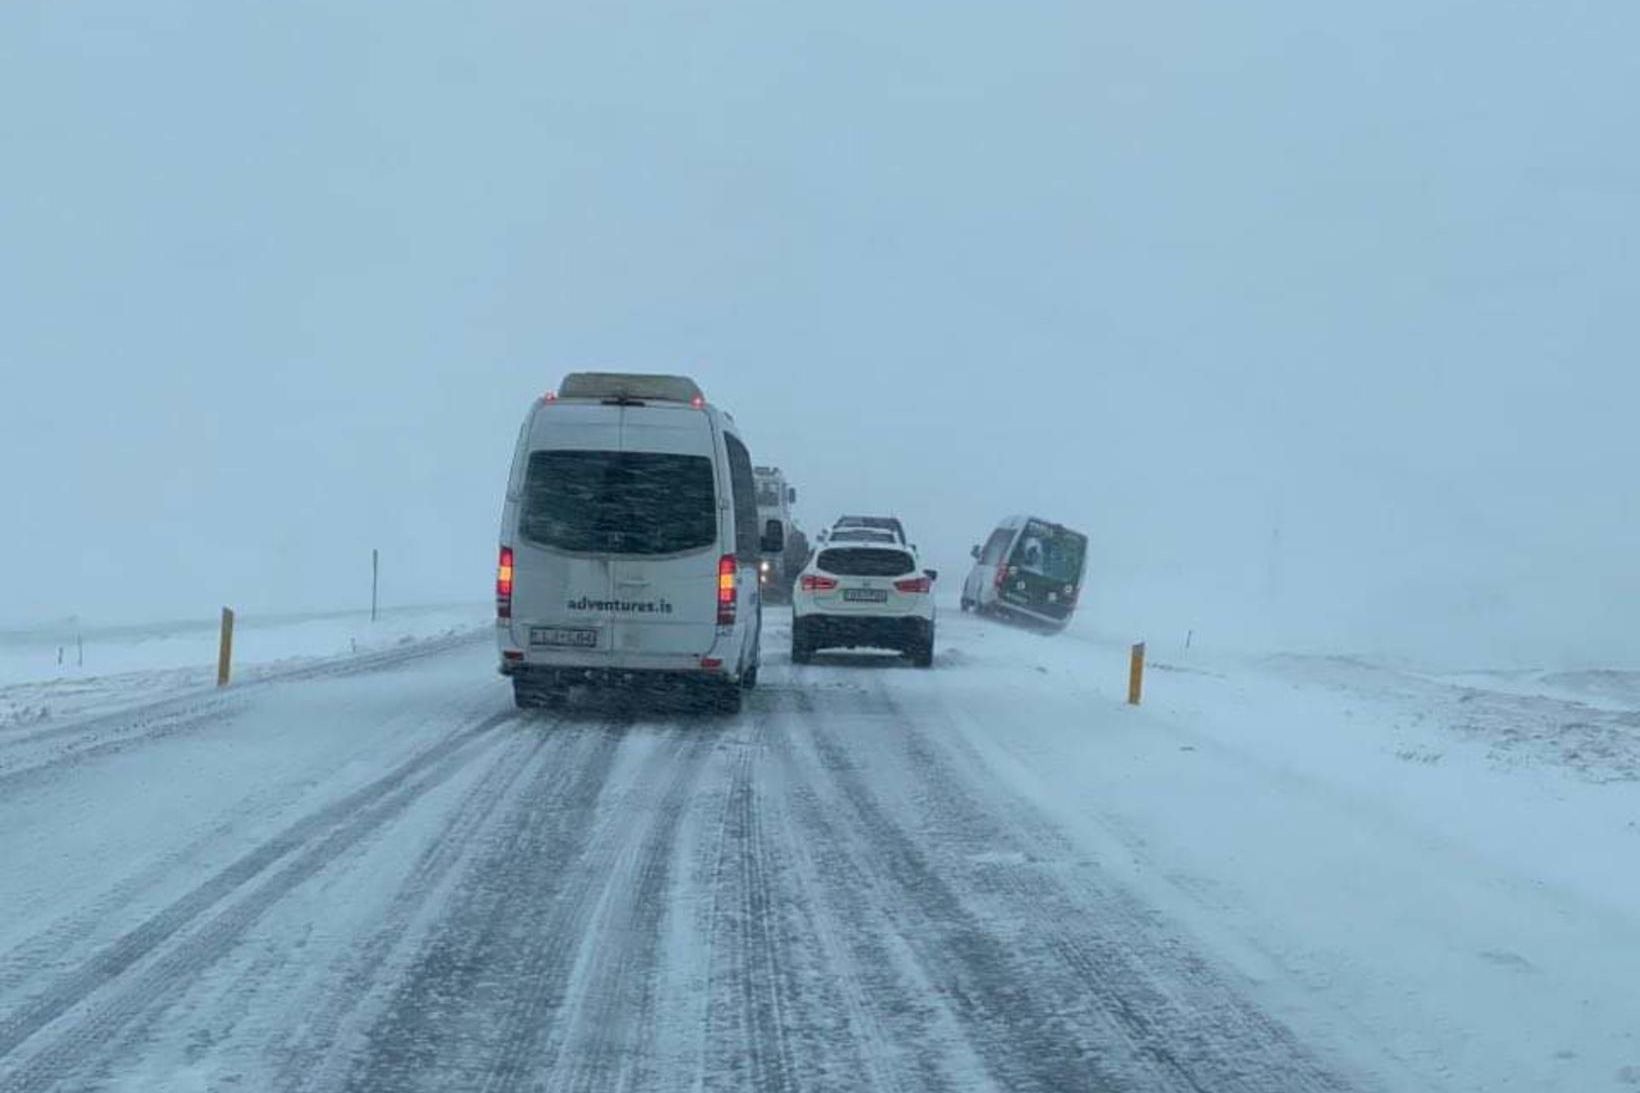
xmin=1 ymin=607 xmax=1636 ymax=1091
xmin=0 ymin=604 xmax=489 ymax=727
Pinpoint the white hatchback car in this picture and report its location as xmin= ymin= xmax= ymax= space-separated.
xmin=791 ymin=541 xmax=937 ymax=667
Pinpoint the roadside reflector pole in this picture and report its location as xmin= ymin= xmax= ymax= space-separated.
xmin=218 ymin=607 xmax=236 ymax=688
xmin=1127 ymin=641 xmax=1145 ymax=706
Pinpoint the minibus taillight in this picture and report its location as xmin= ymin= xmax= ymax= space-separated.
xmin=497 ymin=546 xmax=515 ymax=619
xmin=717 ymin=554 xmax=737 ymax=626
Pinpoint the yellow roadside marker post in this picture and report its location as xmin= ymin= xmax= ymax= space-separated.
xmin=1127 ymin=641 xmax=1145 ymax=706
xmin=217 ymin=607 xmax=236 ymax=687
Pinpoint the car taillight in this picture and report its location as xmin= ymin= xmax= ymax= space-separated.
xmin=800 ymin=574 xmax=838 ymax=592
xmin=496 ymin=546 xmax=514 ymax=619
xmin=717 ymin=554 xmax=737 ymax=625
xmin=994 ymin=565 xmax=1009 ymax=591
xmin=894 ymin=577 xmax=931 ymax=595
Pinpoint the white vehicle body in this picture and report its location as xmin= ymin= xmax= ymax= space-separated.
xmin=826 ymin=528 xmax=898 ymax=545
xmin=495 ymin=373 xmax=767 ymax=710
xmin=752 ymin=465 xmax=800 ymax=600
xmin=827 ymin=514 xmax=908 ymax=545
xmin=791 ymin=541 xmax=937 ymax=667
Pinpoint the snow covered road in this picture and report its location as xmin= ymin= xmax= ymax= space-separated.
xmin=2 ymin=611 xmax=1636 ymax=1091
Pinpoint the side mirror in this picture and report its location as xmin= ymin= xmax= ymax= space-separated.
xmin=787 ymin=487 xmax=797 ymax=504
xmin=761 ymin=519 xmax=786 ymax=555
xmin=925 ymin=569 xmax=939 ymax=582
xmin=970 ymin=544 xmax=981 ymax=559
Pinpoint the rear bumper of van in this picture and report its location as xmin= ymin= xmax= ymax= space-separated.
xmin=498 ymin=643 xmax=739 ymax=683
xmin=503 ymin=662 xmax=735 ymax=694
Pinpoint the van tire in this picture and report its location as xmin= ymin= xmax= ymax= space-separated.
xmin=715 ymin=680 xmax=744 ymax=715
xmin=513 ymin=678 xmax=564 ymax=710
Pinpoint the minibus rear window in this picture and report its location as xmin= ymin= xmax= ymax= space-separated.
xmin=817 ymin=548 xmax=916 ymax=577
xmin=520 ymin=450 xmax=716 ymax=555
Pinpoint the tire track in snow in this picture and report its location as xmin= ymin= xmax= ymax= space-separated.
xmin=883 ymin=675 xmax=1355 ymax=1091
xmin=0 ymin=707 xmax=520 ymax=1091
xmin=785 ymin=679 xmax=1193 ymax=1091
xmin=698 ymin=736 xmax=801 ymax=1093
xmin=760 ymin=684 xmax=987 ymax=1092
xmin=542 ymin=724 xmax=723 ymax=1093
xmin=267 ymin=722 xmax=559 ymax=1093
xmin=779 ymin=682 xmax=1119 ymax=1091
xmin=336 ymin=716 xmax=721 ymax=1093
xmin=847 ymin=671 xmax=1353 ymax=1092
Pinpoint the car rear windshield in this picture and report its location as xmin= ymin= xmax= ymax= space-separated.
xmin=1009 ymin=521 xmax=1087 ymax=584
xmin=817 ymin=547 xmax=915 ymax=577
xmin=520 ymin=450 xmax=716 ymax=555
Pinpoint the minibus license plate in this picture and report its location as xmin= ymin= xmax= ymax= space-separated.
xmin=844 ymin=589 xmax=888 ymax=603
xmin=530 ymin=627 xmax=599 ymax=649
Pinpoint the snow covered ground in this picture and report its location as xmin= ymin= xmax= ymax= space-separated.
xmin=1 ymin=604 xmax=1636 ymax=1090
xmin=947 ymin=619 xmax=1640 ymax=1090
xmin=0 ymin=604 xmax=490 ymax=728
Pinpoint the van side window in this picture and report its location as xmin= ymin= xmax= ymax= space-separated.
xmin=980 ymin=528 xmax=1014 ymax=565
xmin=724 ymin=434 xmax=760 ymax=560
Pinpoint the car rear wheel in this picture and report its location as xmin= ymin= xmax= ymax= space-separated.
xmin=790 ymin=620 xmax=814 ymax=664
xmin=909 ymin=629 xmax=935 ymax=668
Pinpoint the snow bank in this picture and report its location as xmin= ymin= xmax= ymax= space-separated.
xmin=0 ymin=604 xmax=489 ymax=727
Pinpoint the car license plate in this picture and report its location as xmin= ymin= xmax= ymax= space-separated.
xmin=529 ymin=627 xmax=599 ymax=649
xmin=843 ymin=589 xmax=888 ymax=603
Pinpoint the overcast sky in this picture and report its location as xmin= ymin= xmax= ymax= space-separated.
xmin=3 ymin=1 xmax=1636 ymax=666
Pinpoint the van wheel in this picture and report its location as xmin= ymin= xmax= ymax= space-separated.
xmin=513 ymin=678 xmax=564 ymax=709
xmin=742 ymin=660 xmax=759 ymax=689
xmin=715 ymin=680 xmax=744 ymax=715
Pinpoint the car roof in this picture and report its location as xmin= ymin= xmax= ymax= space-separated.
xmin=815 ymin=541 xmax=916 ymax=561
xmin=996 ymin=515 xmax=1083 ymax=536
